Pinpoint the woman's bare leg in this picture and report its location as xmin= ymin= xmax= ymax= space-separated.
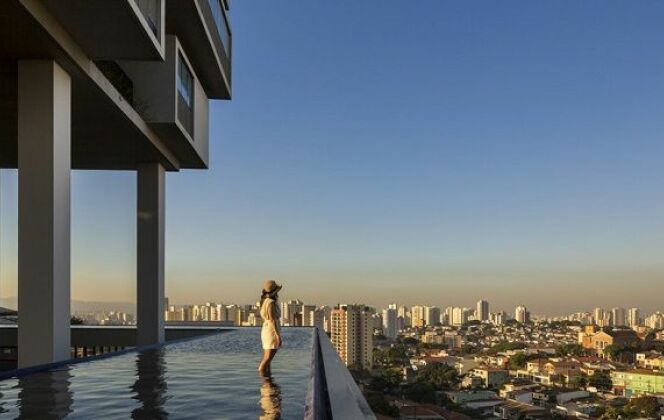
xmin=265 ymin=349 xmax=278 ymax=376
xmin=258 ymin=350 xmax=271 ymax=375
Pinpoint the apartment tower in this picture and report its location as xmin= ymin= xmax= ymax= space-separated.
xmin=331 ymin=305 xmax=373 ymax=369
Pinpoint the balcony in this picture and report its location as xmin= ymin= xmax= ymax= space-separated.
xmin=40 ymin=0 xmax=165 ymax=60
xmin=166 ymin=0 xmax=232 ymax=99
xmin=0 ymin=328 xmax=376 ymax=419
xmin=118 ymin=36 xmax=210 ymax=169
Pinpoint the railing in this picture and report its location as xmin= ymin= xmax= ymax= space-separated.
xmin=136 ymin=0 xmax=162 ymax=41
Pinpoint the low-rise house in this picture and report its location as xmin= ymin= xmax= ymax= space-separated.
xmin=611 ymin=369 xmax=664 ymax=397
xmin=471 ymin=367 xmax=510 ymax=388
xmin=516 ymin=368 xmax=557 ymax=386
xmin=461 ymin=375 xmax=483 ymax=388
xmin=445 ymin=390 xmax=499 ymax=405
xmin=636 ymin=351 xmax=664 ymax=371
xmin=499 ymin=381 xmax=540 ymax=399
xmin=493 ymin=400 xmax=550 ymax=419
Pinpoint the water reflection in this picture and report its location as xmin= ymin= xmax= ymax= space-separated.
xmin=130 ymin=348 xmax=169 ymax=419
xmin=259 ymin=376 xmax=282 ymax=420
xmin=17 ymin=367 xmax=73 ymax=419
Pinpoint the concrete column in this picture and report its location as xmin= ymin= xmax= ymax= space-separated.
xmin=137 ymin=163 xmax=165 ymax=346
xmin=17 ymin=60 xmax=71 ymax=368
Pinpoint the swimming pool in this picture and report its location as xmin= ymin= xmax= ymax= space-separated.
xmin=0 ymin=328 xmax=314 ymax=419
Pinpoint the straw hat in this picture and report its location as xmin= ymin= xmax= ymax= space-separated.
xmin=262 ymin=280 xmax=282 ymax=293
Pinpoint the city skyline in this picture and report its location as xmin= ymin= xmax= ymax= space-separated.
xmin=3 ymin=1 xmax=664 ymax=312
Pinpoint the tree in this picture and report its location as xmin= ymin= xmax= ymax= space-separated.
xmin=555 ymin=343 xmax=584 ymax=357
xmin=603 ymin=344 xmax=638 ymax=364
xmin=509 ymin=353 xmax=529 ymax=370
xmin=381 ymin=368 xmax=402 ymax=388
xmin=567 ymin=375 xmax=587 ymax=390
xmin=401 ymin=337 xmax=419 ymax=346
xmin=624 ymin=396 xmax=661 ymax=418
xmin=600 ymin=396 xmax=661 ymax=419
xmin=588 ymin=371 xmax=612 ymax=391
xmin=365 ymin=391 xmax=400 ymax=417
xmin=417 ymin=364 xmax=460 ymax=389
xmin=487 ymin=341 xmax=526 ymax=355
xmin=404 ymin=383 xmax=436 ymax=403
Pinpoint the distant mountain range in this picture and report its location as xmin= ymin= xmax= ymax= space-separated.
xmin=0 ymin=297 xmax=135 ymax=315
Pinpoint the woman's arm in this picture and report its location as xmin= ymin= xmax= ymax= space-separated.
xmin=269 ymin=301 xmax=281 ymax=346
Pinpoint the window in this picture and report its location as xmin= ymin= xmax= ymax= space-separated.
xmin=208 ymin=0 xmax=231 ymax=55
xmin=176 ymin=53 xmax=194 ymax=136
xmin=136 ymin=0 xmax=161 ymax=40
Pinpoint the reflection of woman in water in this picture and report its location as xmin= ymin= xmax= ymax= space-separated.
xmin=258 ymin=280 xmax=282 ymax=376
xmin=259 ymin=376 xmax=282 ymax=420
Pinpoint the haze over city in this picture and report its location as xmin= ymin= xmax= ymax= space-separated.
xmin=2 ymin=0 xmax=664 ymax=315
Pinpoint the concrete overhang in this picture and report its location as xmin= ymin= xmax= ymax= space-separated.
xmin=166 ymin=0 xmax=232 ymax=100
xmin=0 ymin=0 xmax=179 ymax=171
xmin=40 ymin=0 xmax=165 ymax=60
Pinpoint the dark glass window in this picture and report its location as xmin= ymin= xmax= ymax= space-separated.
xmin=136 ymin=0 xmax=161 ymax=40
xmin=177 ymin=53 xmax=194 ymax=136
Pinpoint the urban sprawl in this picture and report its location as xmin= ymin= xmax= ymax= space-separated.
xmin=70 ymin=299 xmax=664 ymax=419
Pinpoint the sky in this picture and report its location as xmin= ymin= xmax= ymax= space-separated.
xmin=2 ymin=1 xmax=664 ymax=315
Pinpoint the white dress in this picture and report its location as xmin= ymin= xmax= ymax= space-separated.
xmin=260 ymin=298 xmax=281 ymax=350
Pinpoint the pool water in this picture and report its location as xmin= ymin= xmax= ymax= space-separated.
xmin=0 ymin=328 xmax=314 ymax=419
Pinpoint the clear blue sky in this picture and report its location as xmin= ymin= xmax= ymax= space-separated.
xmin=2 ymin=1 xmax=664 ymax=315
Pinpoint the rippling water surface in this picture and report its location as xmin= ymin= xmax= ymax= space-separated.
xmin=0 ymin=328 xmax=313 ymax=419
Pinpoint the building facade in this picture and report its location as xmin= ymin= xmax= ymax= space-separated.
xmin=0 ymin=0 xmax=232 ymax=368
xmin=331 ymin=305 xmax=373 ymax=369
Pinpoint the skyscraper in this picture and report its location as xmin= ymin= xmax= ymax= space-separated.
xmin=594 ymin=307 xmax=604 ymax=326
xmin=411 ymin=305 xmax=426 ymax=328
xmin=382 ymin=307 xmax=397 ymax=339
xmin=424 ymin=306 xmax=441 ymax=327
xmin=515 ymin=305 xmax=530 ymax=324
xmin=397 ymin=305 xmax=411 ymax=328
xmin=476 ymin=299 xmax=489 ymax=322
xmin=331 ymin=305 xmax=373 ymax=369
xmin=628 ymin=308 xmax=640 ymax=328
xmin=452 ymin=307 xmax=467 ymax=326
xmin=612 ymin=307 xmax=626 ymax=327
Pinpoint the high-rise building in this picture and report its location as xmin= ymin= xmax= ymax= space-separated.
xmin=397 ymin=305 xmax=411 ymax=328
xmin=628 ymin=308 xmax=640 ymax=328
xmin=515 ymin=305 xmax=530 ymax=324
xmin=645 ymin=312 xmax=664 ymax=330
xmin=444 ymin=307 xmax=454 ymax=326
xmin=424 ymin=306 xmax=440 ymax=327
xmin=301 ymin=304 xmax=316 ymax=326
xmin=411 ymin=305 xmax=426 ymax=328
xmin=312 ymin=308 xmax=326 ymax=331
xmin=612 ymin=307 xmax=626 ymax=327
xmin=491 ymin=312 xmax=505 ymax=326
xmin=281 ymin=299 xmax=303 ymax=326
xmin=226 ymin=305 xmax=241 ymax=326
xmin=382 ymin=307 xmax=397 ymax=339
xmin=331 ymin=305 xmax=373 ymax=369
xmin=476 ymin=299 xmax=489 ymax=322
xmin=451 ymin=307 xmax=467 ymax=326
xmin=594 ymin=307 xmax=604 ymax=326
xmin=320 ymin=306 xmax=333 ymax=333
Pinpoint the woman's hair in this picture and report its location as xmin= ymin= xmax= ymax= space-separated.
xmin=260 ymin=289 xmax=279 ymax=306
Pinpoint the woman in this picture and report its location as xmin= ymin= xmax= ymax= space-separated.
xmin=258 ymin=280 xmax=282 ymax=376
